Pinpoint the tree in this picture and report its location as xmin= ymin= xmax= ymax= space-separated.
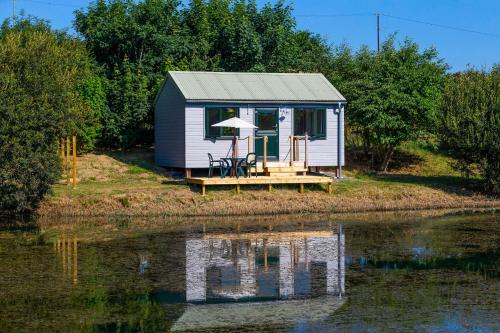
xmin=75 ymin=0 xmax=188 ymax=147
xmin=75 ymin=0 xmax=336 ymax=146
xmin=0 ymin=18 xmax=101 ymax=215
xmin=330 ymin=36 xmax=448 ymax=171
xmin=440 ymin=66 xmax=500 ymax=194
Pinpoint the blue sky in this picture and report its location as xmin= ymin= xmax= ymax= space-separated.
xmin=1 ymin=0 xmax=498 ymax=71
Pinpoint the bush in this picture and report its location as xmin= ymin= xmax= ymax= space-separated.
xmin=0 ymin=19 xmax=101 ymax=215
xmin=439 ymin=66 xmax=500 ymax=194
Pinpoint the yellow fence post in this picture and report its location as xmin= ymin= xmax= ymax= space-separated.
xmin=66 ymin=137 xmax=70 ymax=186
xmin=72 ymin=135 xmax=77 ymax=190
xmin=289 ymin=135 xmax=293 ymax=166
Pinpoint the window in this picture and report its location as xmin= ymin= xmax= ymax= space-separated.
xmin=293 ymin=108 xmax=326 ymax=138
xmin=205 ymin=107 xmax=239 ymax=138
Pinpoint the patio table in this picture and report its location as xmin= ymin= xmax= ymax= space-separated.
xmin=222 ymin=157 xmax=246 ymax=178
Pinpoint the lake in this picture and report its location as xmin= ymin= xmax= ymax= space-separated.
xmin=0 ymin=211 xmax=498 ymax=332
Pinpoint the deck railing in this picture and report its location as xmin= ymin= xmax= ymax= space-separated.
xmin=238 ymin=135 xmax=268 ymax=168
xmin=289 ymin=134 xmax=309 ymax=168
xmin=238 ymin=134 xmax=309 ymax=169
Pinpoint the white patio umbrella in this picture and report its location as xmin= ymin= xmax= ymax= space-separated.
xmin=211 ymin=117 xmax=257 ymax=158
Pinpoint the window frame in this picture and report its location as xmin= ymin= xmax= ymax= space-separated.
xmin=204 ymin=106 xmax=240 ymax=140
xmin=293 ymin=107 xmax=327 ymax=139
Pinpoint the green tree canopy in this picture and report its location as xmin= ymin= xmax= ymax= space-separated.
xmin=75 ymin=0 xmax=334 ymax=146
xmin=439 ymin=66 xmax=500 ymax=194
xmin=0 ymin=18 xmax=102 ymax=214
xmin=330 ymin=36 xmax=448 ymax=171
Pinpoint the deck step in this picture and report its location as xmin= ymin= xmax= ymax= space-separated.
xmin=256 ymin=161 xmax=305 ymax=168
xmin=265 ymin=166 xmax=307 ymax=173
xmin=266 ymin=172 xmax=299 ymax=177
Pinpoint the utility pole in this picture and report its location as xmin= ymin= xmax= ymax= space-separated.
xmin=13 ymin=0 xmax=16 ymax=20
xmin=376 ymin=13 xmax=380 ymax=52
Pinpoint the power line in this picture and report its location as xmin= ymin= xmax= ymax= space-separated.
xmin=380 ymin=13 xmax=500 ymax=38
xmin=296 ymin=13 xmax=372 ymax=18
xmin=19 ymin=0 xmax=82 ymax=8
xmin=295 ymin=12 xmax=500 ymax=39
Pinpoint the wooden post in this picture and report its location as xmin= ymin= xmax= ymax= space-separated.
xmin=263 ymin=136 xmax=268 ymax=169
xmin=185 ymin=168 xmax=192 ymax=178
xmin=327 ymin=182 xmax=333 ymax=194
xmin=295 ymin=137 xmax=300 ymax=161
xmin=201 ymin=184 xmax=206 ymax=196
xmin=299 ymin=183 xmax=304 ymax=193
xmin=236 ymin=184 xmax=241 ymax=194
xmin=304 ymin=134 xmax=308 ymax=169
xmin=72 ymin=135 xmax=77 ymax=190
xmin=268 ymin=183 xmax=272 ymax=192
xmin=66 ymin=137 xmax=70 ymax=186
xmin=289 ymin=135 xmax=293 ymax=166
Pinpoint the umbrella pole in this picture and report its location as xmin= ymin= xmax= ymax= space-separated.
xmin=233 ymin=128 xmax=237 ymax=158
xmin=232 ymin=131 xmax=237 ymax=177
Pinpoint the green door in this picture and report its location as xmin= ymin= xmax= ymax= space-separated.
xmin=255 ymin=108 xmax=279 ymax=159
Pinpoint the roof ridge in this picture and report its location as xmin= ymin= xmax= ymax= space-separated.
xmin=168 ymin=71 xmax=324 ymax=76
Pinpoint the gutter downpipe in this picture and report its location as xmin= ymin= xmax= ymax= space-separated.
xmin=337 ymin=102 xmax=343 ymax=179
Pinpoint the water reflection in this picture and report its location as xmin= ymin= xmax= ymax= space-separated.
xmin=1 ymin=212 xmax=499 ymax=332
xmin=54 ymin=236 xmax=78 ymax=284
xmin=186 ymin=229 xmax=345 ymax=302
xmin=174 ymin=227 xmax=346 ymax=331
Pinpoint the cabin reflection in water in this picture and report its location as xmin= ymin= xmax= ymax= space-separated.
xmin=186 ymin=229 xmax=345 ymax=303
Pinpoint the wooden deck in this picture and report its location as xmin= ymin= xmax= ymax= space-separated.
xmin=185 ymin=175 xmax=333 ymax=195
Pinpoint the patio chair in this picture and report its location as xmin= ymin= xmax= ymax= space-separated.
xmin=240 ymin=153 xmax=258 ymax=178
xmin=208 ymin=153 xmax=229 ymax=178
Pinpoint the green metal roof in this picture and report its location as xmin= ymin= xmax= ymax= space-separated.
xmin=168 ymin=71 xmax=346 ymax=103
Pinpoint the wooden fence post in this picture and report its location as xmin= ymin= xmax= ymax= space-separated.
xmin=66 ymin=136 xmax=70 ymax=186
xmin=289 ymin=135 xmax=293 ymax=166
xmin=72 ymin=135 xmax=77 ymax=190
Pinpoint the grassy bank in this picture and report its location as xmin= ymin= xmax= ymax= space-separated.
xmin=38 ymin=144 xmax=500 ymax=217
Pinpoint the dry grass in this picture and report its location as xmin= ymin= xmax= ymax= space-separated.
xmin=38 ymin=147 xmax=500 ymax=218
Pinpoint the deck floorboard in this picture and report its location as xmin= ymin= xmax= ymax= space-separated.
xmin=185 ymin=175 xmax=334 ymax=195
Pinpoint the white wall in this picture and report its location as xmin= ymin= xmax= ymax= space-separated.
xmin=185 ymin=105 xmax=254 ymax=168
xmin=279 ymin=104 xmax=344 ymax=167
xmin=184 ymin=103 xmax=345 ymax=168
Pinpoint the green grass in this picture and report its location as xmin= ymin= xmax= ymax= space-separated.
xmin=127 ymin=165 xmax=149 ymax=174
xmin=40 ymin=145 xmax=498 ymax=217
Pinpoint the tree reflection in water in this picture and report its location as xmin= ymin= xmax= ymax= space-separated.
xmin=0 ymin=212 xmax=498 ymax=332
